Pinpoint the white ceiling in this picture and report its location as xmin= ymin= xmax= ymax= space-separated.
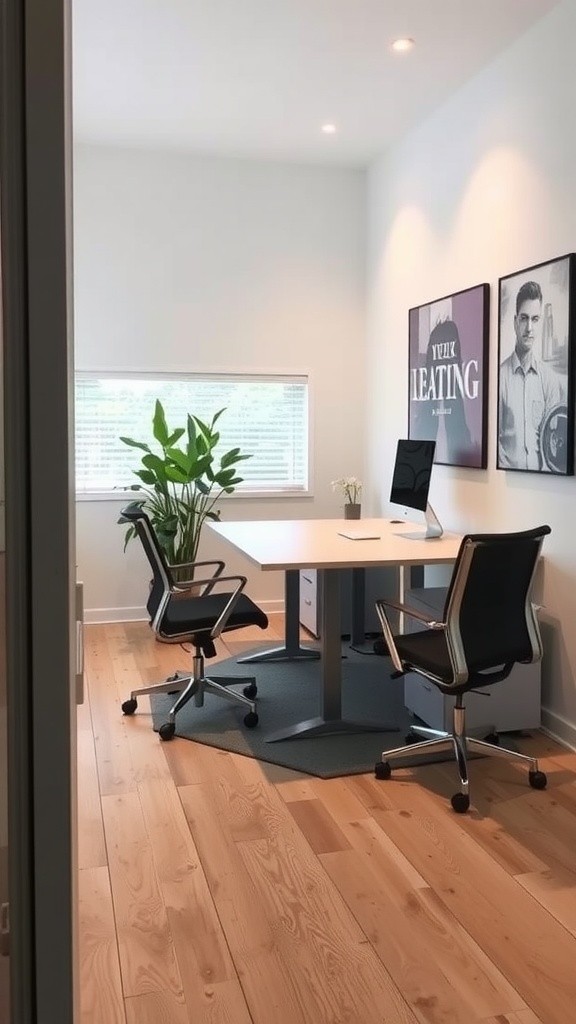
xmin=72 ymin=0 xmax=559 ymax=166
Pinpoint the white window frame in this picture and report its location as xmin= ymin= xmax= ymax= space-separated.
xmin=75 ymin=368 xmax=313 ymax=501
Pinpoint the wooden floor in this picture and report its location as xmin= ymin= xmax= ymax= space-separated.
xmin=78 ymin=618 xmax=576 ymax=1024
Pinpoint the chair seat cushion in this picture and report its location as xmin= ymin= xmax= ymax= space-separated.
xmin=160 ymin=591 xmax=269 ymax=639
xmin=396 ymin=629 xmax=517 ymax=693
xmin=396 ymin=630 xmax=454 ymax=683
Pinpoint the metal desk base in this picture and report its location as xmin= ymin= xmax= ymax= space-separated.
xmin=265 ymin=567 xmax=400 ymax=742
xmin=237 ymin=569 xmax=320 ymax=664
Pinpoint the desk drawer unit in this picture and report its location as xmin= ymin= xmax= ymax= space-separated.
xmin=299 ymin=569 xmax=319 ymax=637
xmin=403 ymin=588 xmax=542 ymax=733
xmin=299 ymin=566 xmax=396 ymax=639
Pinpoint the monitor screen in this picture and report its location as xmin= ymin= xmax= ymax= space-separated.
xmin=390 ymin=439 xmax=436 ymax=513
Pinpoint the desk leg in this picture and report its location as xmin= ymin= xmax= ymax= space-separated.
xmin=237 ymin=568 xmax=320 ymax=664
xmin=266 ymin=568 xmax=400 ymax=742
xmin=350 ymin=567 xmax=365 ymax=646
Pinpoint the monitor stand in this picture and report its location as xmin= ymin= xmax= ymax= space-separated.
xmin=399 ymin=502 xmax=444 ymax=541
xmin=424 ymin=501 xmax=443 ymax=539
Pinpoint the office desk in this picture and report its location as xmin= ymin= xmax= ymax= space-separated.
xmin=209 ymin=518 xmax=463 ymax=741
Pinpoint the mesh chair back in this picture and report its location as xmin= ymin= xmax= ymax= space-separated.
xmin=442 ymin=525 xmax=550 ymax=677
xmin=119 ymin=502 xmax=172 ymax=619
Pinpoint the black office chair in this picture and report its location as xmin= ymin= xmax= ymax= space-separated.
xmin=119 ymin=502 xmax=269 ymax=740
xmin=374 ymin=525 xmax=551 ymax=812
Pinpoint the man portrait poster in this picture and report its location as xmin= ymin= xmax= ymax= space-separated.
xmin=497 ymin=254 xmax=575 ymax=476
xmin=408 ymin=284 xmax=489 ymax=469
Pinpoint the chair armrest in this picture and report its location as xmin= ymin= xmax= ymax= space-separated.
xmin=375 ymin=597 xmax=446 ymax=675
xmin=168 ymin=558 xmax=226 ymax=594
xmin=163 ymin=574 xmax=250 ymax=639
xmin=377 ymin=597 xmax=445 ymax=629
xmin=169 ymin=572 xmax=245 ymax=595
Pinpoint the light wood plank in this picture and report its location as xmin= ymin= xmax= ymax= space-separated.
xmin=311 ymin=775 xmax=374 ymax=823
xmin=230 ymin=750 xmax=314 ymax=790
xmin=274 ymin=777 xmax=317 ymax=802
xmin=85 ymin=627 xmax=137 ymax=795
xmin=76 ymin=719 xmax=107 ymax=869
xmin=322 ymin=817 xmax=527 ymax=1022
xmin=101 ymin=791 xmax=183 ymax=999
xmin=237 ymin=834 xmax=416 ymax=1024
xmin=179 ymin=780 xmax=309 ymax=1024
xmin=125 ymin=981 xmax=253 ymax=1024
xmin=180 ymin=757 xmax=417 ymax=1024
xmin=480 ymin=1011 xmax=544 ymax=1024
xmin=124 ymin=990 xmax=189 ymax=1024
xmin=137 ymin=776 xmax=254 ymax=1021
xmin=78 ymin=866 xmax=125 ymax=1024
xmin=367 ymin=784 xmax=576 ymax=1024
xmin=516 ymin=866 xmax=576 ymax=936
xmin=286 ymin=798 xmax=352 ymax=854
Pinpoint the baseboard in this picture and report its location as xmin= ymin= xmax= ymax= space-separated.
xmin=540 ymin=707 xmax=576 ymax=752
xmin=84 ymin=598 xmax=285 ymax=625
xmin=84 ymin=606 xmax=147 ymax=624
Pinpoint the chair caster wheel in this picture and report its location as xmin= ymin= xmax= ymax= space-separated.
xmin=450 ymin=792 xmax=470 ymax=814
xmin=483 ymin=732 xmax=500 ymax=745
xmin=374 ymin=760 xmax=391 ymax=780
xmin=122 ymin=698 xmax=137 ymax=715
xmin=159 ymin=722 xmax=176 ymax=741
xmin=244 ymin=711 xmax=259 ymax=728
xmin=243 ymin=682 xmax=258 ymax=699
xmin=404 ymin=732 xmax=420 ymax=745
xmin=529 ymin=769 xmax=547 ymax=790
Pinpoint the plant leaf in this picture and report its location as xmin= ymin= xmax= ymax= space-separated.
xmin=152 ymin=400 xmax=169 ymax=447
xmin=165 ymin=447 xmax=192 ymax=474
xmin=164 ymin=464 xmax=188 ymax=484
xmin=119 ymin=436 xmax=151 ymax=453
xmin=142 ymin=453 xmax=168 ymax=481
xmin=166 ymin=427 xmax=185 ymax=446
xmin=134 ymin=469 xmax=157 ymax=485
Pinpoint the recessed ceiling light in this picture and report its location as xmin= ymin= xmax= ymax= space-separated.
xmin=391 ymin=37 xmax=415 ymax=53
xmin=321 ymin=123 xmax=337 ymax=135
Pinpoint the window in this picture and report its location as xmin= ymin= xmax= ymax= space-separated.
xmin=75 ymin=372 xmax=309 ymax=496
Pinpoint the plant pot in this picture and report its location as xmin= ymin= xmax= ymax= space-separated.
xmin=344 ymin=503 xmax=361 ymax=520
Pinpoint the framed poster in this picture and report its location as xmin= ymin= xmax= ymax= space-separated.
xmin=497 ymin=253 xmax=575 ymax=475
xmin=408 ymin=283 xmax=489 ymax=468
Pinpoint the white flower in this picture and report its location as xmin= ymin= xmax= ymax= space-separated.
xmin=331 ymin=476 xmax=362 ymax=504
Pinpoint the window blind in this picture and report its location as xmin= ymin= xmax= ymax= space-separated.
xmin=75 ymin=372 xmax=309 ymax=495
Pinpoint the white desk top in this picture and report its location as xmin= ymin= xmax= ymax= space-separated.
xmin=209 ymin=517 xmax=463 ymax=572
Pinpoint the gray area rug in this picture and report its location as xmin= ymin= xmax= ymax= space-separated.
xmin=150 ymin=643 xmax=467 ymax=778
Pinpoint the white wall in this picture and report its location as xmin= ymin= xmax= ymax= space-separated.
xmin=74 ymin=147 xmax=367 ymax=619
xmin=366 ymin=0 xmax=576 ymax=745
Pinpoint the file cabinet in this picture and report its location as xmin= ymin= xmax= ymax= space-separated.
xmin=299 ymin=566 xmax=396 ymax=639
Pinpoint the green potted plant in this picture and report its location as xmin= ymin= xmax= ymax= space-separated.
xmin=118 ymin=399 xmax=251 ymax=577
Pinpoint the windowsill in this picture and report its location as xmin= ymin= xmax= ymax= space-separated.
xmin=76 ymin=490 xmax=312 ymax=502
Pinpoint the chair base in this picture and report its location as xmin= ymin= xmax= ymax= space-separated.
xmin=121 ymin=654 xmax=259 ymax=740
xmin=375 ymin=717 xmax=547 ymax=812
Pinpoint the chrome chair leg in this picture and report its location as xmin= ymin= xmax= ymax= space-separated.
xmin=377 ymin=734 xmax=454 ymax=766
xmin=121 ymin=653 xmax=259 ymax=740
xmin=375 ymin=719 xmax=547 ymax=813
xmin=466 ymin=736 xmax=539 ymax=771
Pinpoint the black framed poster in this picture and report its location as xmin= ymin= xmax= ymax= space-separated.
xmin=497 ymin=253 xmax=575 ymax=475
xmin=408 ymin=282 xmax=489 ymax=469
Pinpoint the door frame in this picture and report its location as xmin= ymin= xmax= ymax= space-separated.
xmin=1 ymin=1 xmax=76 ymax=1021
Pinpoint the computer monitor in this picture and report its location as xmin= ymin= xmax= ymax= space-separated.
xmin=389 ymin=439 xmax=443 ymax=538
